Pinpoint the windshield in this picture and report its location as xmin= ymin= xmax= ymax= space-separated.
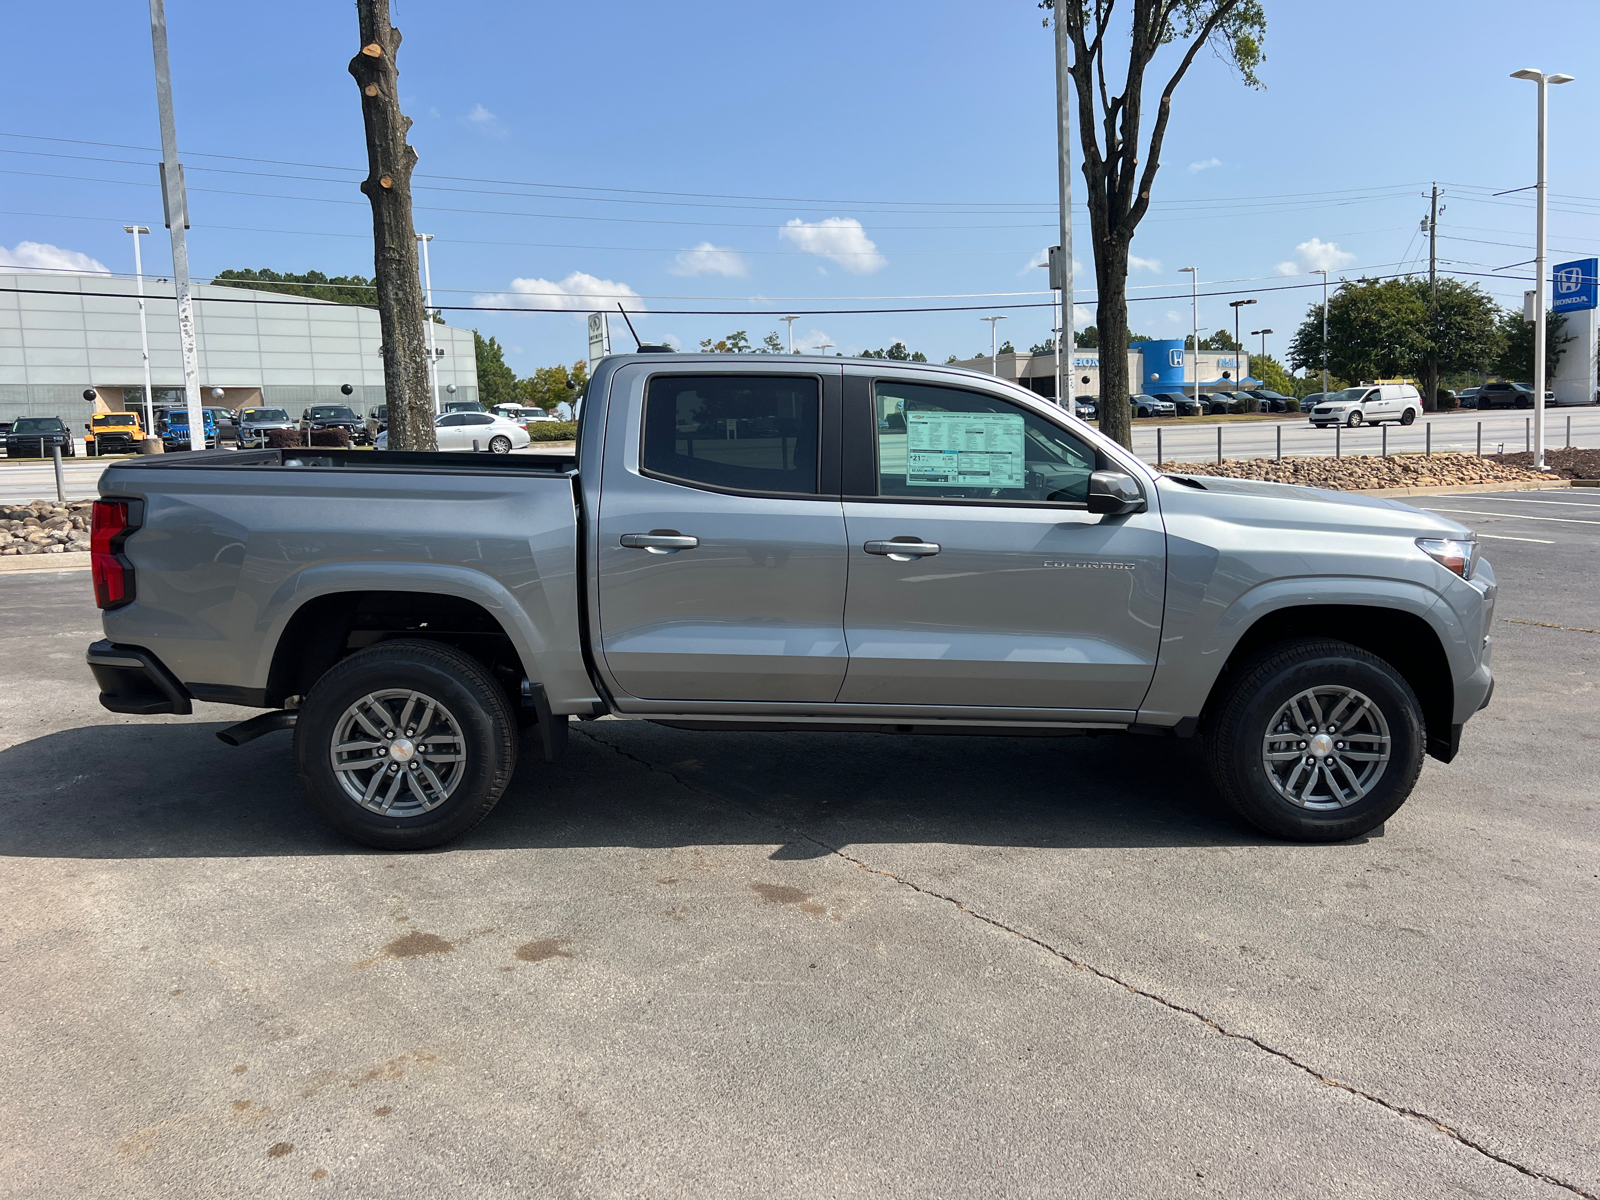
xmin=94 ymin=414 xmax=138 ymax=426
xmin=1328 ymin=388 xmax=1370 ymax=403
xmin=308 ymin=406 xmax=358 ymax=420
xmin=12 ymin=418 xmax=62 ymax=433
xmin=241 ymin=408 xmax=290 ymax=423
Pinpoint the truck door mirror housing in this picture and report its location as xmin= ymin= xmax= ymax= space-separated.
xmin=1087 ymin=470 xmax=1147 ymax=515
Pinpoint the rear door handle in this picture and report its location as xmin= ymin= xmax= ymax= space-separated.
xmin=864 ymin=539 xmax=940 ymax=560
xmin=621 ymin=531 xmax=699 ymax=554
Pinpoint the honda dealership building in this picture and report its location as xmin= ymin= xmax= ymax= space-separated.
xmin=0 ymin=272 xmax=480 ymax=424
xmin=952 ymin=341 xmax=1251 ymax=399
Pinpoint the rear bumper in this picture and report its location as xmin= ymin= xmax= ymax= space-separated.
xmin=85 ymin=639 xmax=193 ymax=715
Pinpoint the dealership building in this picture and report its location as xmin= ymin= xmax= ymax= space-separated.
xmin=0 ymin=272 xmax=480 ymax=424
xmin=952 ymin=341 xmax=1251 ymax=399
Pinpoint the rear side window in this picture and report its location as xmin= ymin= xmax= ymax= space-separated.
xmin=643 ymin=374 xmax=820 ymax=495
xmin=872 ymin=381 xmax=1096 ymax=505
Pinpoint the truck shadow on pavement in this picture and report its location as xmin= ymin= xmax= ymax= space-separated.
xmin=0 ymin=715 xmax=1288 ymax=859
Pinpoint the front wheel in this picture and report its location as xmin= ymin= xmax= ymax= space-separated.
xmin=1400 ymin=408 xmax=1416 ymax=425
xmin=488 ymin=435 xmax=512 ymax=454
xmin=1515 ymin=396 xmax=1531 ymax=409
xmin=293 ymin=639 xmax=518 ymax=849
xmin=1347 ymin=411 xmax=1364 ymax=427
xmin=1204 ymin=638 xmax=1426 ymax=841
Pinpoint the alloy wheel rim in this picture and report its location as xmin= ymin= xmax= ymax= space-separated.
xmin=328 ymin=688 xmax=467 ymax=817
xmin=1262 ymin=685 xmax=1391 ymax=810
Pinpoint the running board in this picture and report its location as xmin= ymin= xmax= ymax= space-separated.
xmin=216 ymin=710 xmax=298 ymax=746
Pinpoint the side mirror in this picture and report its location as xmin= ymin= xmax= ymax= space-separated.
xmin=1087 ymin=469 xmax=1147 ymax=515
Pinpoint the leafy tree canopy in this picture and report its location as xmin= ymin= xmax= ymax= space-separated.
xmin=474 ymin=331 xmax=519 ymax=408
xmin=213 ymin=267 xmax=376 ymax=307
xmin=699 ymin=331 xmax=752 ymax=353
xmin=519 ymin=361 xmax=587 ymax=414
xmin=1494 ymin=307 xmax=1570 ymax=381
xmin=1288 ymin=276 xmax=1506 ymax=384
xmin=860 ymin=342 xmax=928 ymax=362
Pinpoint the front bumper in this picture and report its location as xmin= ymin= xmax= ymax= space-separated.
xmin=86 ymin=640 xmax=193 ymax=715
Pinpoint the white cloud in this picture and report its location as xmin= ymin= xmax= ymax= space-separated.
xmin=465 ymin=103 xmax=506 ymax=136
xmin=1128 ymin=254 xmax=1162 ymax=273
xmin=0 ymin=241 xmax=110 ymax=274
xmin=778 ymin=218 xmax=886 ymax=274
xmin=793 ymin=329 xmax=835 ymax=354
xmin=1019 ymin=247 xmax=1087 ymax=277
xmin=1188 ymin=157 xmax=1222 ymax=174
xmin=1279 ymin=238 xmax=1358 ymax=277
xmin=1165 ymin=310 xmax=1184 ymax=324
xmin=1073 ymin=304 xmax=1094 ymax=327
xmin=475 ymin=271 xmax=643 ymax=313
xmin=669 ymin=242 xmax=748 ymax=277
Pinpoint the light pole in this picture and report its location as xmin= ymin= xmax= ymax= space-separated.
xmin=1052 ymin=3 xmax=1074 ymax=412
xmin=417 ymin=233 xmax=440 ymax=415
xmin=1314 ymin=269 xmax=1329 ymax=396
xmin=124 ymin=224 xmax=155 ymax=437
xmin=1229 ymin=298 xmax=1256 ymax=382
xmin=1511 ymin=67 xmax=1574 ymax=471
xmin=781 ymin=315 xmax=800 ymax=353
xmin=1251 ymin=328 xmax=1273 ymax=365
xmin=981 ymin=315 xmax=1007 ymax=375
xmin=1179 ymin=267 xmax=1199 ymax=404
xmin=817 ymin=342 xmax=834 ymax=356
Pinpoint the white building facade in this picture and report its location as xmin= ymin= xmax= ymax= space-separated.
xmin=951 ymin=343 xmax=1250 ymax=400
xmin=0 ymin=272 xmax=480 ymax=422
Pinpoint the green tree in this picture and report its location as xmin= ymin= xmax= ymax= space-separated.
xmin=1030 ymin=337 xmax=1057 ymax=354
xmin=760 ymin=331 xmax=785 ymax=354
xmin=1198 ymin=330 xmax=1241 ymax=351
xmin=212 ymin=267 xmax=377 ymax=307
xmin=1421 ymin=279 xmax=1502 ymax=407
xmin=1286 ymin=278 xmax=1427 ymax=383
xmin=1075 ymin=326 xmax=1099 ymax=348
xmin=860 ymin=342 xmax=927 ymax=361
xmin=699 ymin=331 xmax=752 ymax=353
xmin=1493 ymin=308 xmax=1569 ymax=381
xmin=474 ymin=331 xmax=519 ymax=408
xmin=519 ymin=360 xmax=589 ymax=416
xmin=1044 ymin=0 xmax=1266 ymax=448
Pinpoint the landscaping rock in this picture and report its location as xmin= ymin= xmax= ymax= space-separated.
xmin=1157 ymin=452 xmax=1560 ymax=491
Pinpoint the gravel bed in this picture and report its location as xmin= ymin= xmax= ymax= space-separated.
xmin=1485 ymin=447 xmax=1600 ymax=480
xmin=0 ymin=499 xmax=96 ymax=555
xmin=1156 ymin=451 xmax=1562 ymax=491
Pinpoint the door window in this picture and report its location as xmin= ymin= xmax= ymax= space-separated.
xmin=643 ymin=374 xmax=820 ymax=496
xmin=872 ymin=381 xmax=1095 ymax=504
xmin=437 ymin=413 xmax=467 ymax=427
xmin=464 ymin=413 xmax=495 ymax=426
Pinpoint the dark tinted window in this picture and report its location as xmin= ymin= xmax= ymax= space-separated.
xmin=464 ymin=413 xmax=495 ymax=426
xmin=437 ymin=414 xmax=467 ymax=427
xmin=873 ymin=381 xmax=1096 ymax=504
xmin=643 ymin=374 xmax=820 ymax=495
xmin=309 ymin=406 xmax=357 ymax=420
xmin=12 ymin=418 xmax=63 ymax=433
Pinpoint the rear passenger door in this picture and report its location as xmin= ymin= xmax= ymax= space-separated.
xmin=594 ymin=365 xmax=848 ymax=704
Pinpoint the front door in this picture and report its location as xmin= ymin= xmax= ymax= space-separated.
xmin=595 ymin=367 xmax=848 ymax=703
xmin=837 ymin=375 xmax=1166 ymax=714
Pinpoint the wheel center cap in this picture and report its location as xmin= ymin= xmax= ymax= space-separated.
xmin=1308 ymin=733 xmax=1334 ymax=759
xmin=388 ymin=737 xmax=416 ymax=763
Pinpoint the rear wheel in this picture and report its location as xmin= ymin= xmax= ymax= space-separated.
xmin=293 ymin=639 xmax=518 ymax=849
xmin=1204 ymin=638 xmax=1425 ymax=841
xmin=488 ymin=435 xmax=512 ymax=454
xmin=1400 ymin=408 xmax=1416 ymax=425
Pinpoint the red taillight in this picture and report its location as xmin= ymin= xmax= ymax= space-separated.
xmin=91 ymin=499 xmax=132 ymax=609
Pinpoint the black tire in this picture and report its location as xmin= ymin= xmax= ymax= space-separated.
xmin=1400 ymin=408 xmax=1416 ymax=425
xmin=1515 ymin=396 xmax=1531 ymax=409
xmin=1347 ymin=411 xmax=1364 ymax=427
xmin=1204 ymin=638 xmax=1426 ymax=842
xmin=293 ymin=639 xmax=518 ymax=849
xmin=86 ymin=442 xmax=97 ymax=457
xmin=488 ymin=435 xmax=512 ymax=454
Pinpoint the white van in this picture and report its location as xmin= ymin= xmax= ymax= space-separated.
xmin=1308 ymin=384 xmax=1423 ymax=428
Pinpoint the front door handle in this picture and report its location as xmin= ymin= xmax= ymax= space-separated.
xmin=864 ymin=539 xmax=940 ymax=561
xmin=621 ymin=531 xmax=699 ymax=554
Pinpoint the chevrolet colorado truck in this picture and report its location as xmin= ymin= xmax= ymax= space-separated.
xmin=84 ymin=354 xmax=1496 ymax=849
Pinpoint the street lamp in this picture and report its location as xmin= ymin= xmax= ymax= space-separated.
xmin=123 ymin=225 xmax=155 ymax=437
xmin=980 ymin=315 xmax=1008 ymax=376
xmin=1179 ymin=267 xmax=1199 ymax=403
xmin=1510 ymin=67 xmax=1574 ymax=471
xmin=417 ymin=233 xmax=440 ymax=414
xmin=817 ymin=342 xmax=834 ymax=356
xmin=780 ymin=315 xmax=800 ymax=353
xmin=1314 ymin=269 xmax=1329 ymax=397
xmin=1251 ymin=328 xmax=1273 ymax=365
xmin=1228 ymin=299 xmax=1256 ymax=380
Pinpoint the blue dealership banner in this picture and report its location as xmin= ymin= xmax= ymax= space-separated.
xmin=1552 ymin=258 xmax=1598 ymax=313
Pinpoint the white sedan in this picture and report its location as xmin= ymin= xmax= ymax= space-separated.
xmin=375 ymin=411 xmax=532 ymax=453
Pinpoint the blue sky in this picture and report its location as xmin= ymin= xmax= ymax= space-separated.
xmin=3 ymin=1 xmax=1599 ymax=374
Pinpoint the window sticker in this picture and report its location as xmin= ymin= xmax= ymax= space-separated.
xmin=903 ymin=410 xmax=1026 ymax=488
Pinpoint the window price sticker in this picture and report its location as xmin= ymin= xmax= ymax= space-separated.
xmin=904 ymin=410 xmax=1025 ymax=487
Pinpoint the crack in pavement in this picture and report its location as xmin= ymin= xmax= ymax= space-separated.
xmin=571 ymin=723 xmax=1596 ymax=1199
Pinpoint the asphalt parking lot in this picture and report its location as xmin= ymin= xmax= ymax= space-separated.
xmin=1 ymin=489 xmax=1596 ymax=1199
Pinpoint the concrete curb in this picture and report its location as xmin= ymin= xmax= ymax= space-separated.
xmin=0 ymin=553 xmax=91 ymax=573
xmin=1349 ymin=479 xmax=1572 ymax=498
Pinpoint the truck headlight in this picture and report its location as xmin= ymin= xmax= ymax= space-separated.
xmin=1418 ymin=537 xmax=1478 ymax=579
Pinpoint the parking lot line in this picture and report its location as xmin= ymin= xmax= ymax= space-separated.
xmin=1440 ymin=495 xmax=1600 ymax=508
xmin=1421 ymin=507 xmax=1600 ymax=525
xmin=1477 ymin=533 xmax=1556 ymax=543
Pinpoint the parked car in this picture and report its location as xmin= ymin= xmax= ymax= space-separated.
xmin=1153 ymin=391 xmax=1204 ymax=416
xmin=154 ymin=407 xmax=219 ymax=451
xmin=1073 ymin=398 xmax=1098 ymax=420
xmin=1198 ymin=392 xmax=1235 ymax=415
xmin=1131 ymin=394 xmax=1177 ymax=418
xmin=366 ymin=405 xmax=388 ymax=441
xmin=84 ymin=411 xmax=145 ymax=456
xmin=374 ymin=411 xmax=532 ymax=453
xmin=493 ymin=403 xmax=555 ymax=423
xmin=1308 ymin=384 xmax=1424 ymax=428
xmin=87 ymin=353 xmax=1495 ymax=851
xmin=442 ymin=400 xmax=483 ymax=415
xmin=300 ymin=405 xmax=369 ymax=446
xmin=237 ymin=407 xmax=298 ymax=449
xmin=1246 ymin=390 xmax=1295 ymax=413
xmin=5 ymin=415 xmax=76 ymax=458
xmin=1457 ymin=387 xmax=1481 ymax=409
xmin=205 ymin=407 xmax=239 ymax=445
xmin=1475 ymin=381 xmax=1552 ymax=410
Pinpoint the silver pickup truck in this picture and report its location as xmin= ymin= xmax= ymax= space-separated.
xmin=84 ymin=354 xmax=1495 ymax=849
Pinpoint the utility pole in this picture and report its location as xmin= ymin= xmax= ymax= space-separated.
xmin=1052 ymin=3 xmax=1074 ymax=412
xmin=1315 ymin=269 xmax=1330 ymax=395
xmin=417 ymin=233 xmax=440 ymax=414
xmin=124 ymin=225 xmax=156 ymax=439
xmin=1180 ymin=267 xmax=1198 ymax=405
xmin=350 ymin=0 xmax=436 ymax=451
xmin=781 ymin=314 xmax=800 ymax=353
xmin=146 ymin=0 xmax=203 ymax=451
xmin=1422 ymin=182 xmax=1441 ymax=410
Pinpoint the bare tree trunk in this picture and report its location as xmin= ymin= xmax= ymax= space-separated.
xmin=1094 ymin=240 xmax=1133 ymax=446
xmin=349 ymin=0 xmax=435 ymax=452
